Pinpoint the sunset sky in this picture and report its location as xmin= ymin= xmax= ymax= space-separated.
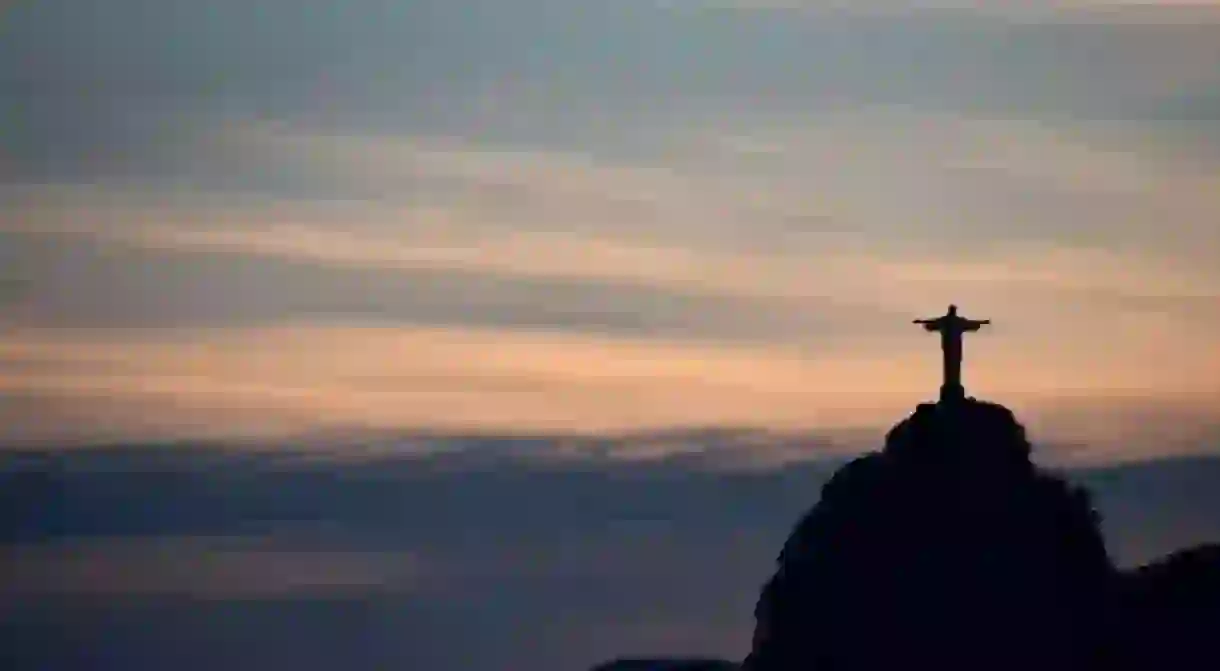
xmin=5 ymin=4 xmax=1220 ymax=670
xmin=3 ymin=0 xmax=1220 ymax=459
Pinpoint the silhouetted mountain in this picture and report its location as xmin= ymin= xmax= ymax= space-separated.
xmin=745 ymin=400 xmax=1114 ymax=671
xmin=742 ymin=398 xmax=1220 ymax=671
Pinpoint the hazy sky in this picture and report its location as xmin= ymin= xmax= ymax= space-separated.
xmin=3 ymin=0 xmax=1220 ymax=460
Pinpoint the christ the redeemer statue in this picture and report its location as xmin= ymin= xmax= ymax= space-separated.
xmin=914 ymin=304 xmax=990 ymax=404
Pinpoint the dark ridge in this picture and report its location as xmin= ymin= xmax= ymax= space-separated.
xmin=740 ymin=398 xmax=1219 ymax=671
xmin=1111 ymin=543 xmax=1220 ymax=670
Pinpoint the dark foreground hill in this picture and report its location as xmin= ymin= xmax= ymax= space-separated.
xmin=745 ymin=400 xmax=1112 ymax=671
xmin=591 ymin=399 xmax=1220 ymax=671
xmin=744 ymin=399 xmax=1220 ymax=671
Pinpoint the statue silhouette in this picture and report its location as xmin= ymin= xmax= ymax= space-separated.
xmin=913 ymin=304 xmax=990 ymax=404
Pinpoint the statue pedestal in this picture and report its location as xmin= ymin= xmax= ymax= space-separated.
xmin=939 ymin=383 xmax=966 ymax=404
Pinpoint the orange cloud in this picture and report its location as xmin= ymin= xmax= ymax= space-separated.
xmin=4 ymin=114 xmax=1220 ymax=459
xmin=1 ymin=324 xmax=1217 ymax=458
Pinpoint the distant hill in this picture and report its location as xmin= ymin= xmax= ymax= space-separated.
xmin=591 ymin=659 xmax=738 ymax=671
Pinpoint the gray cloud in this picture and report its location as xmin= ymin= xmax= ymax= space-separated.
xmin=5 ymin=0 xmax=1220 ymax=192
xmin=0 ymin=229 xmax=902 ymax=344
